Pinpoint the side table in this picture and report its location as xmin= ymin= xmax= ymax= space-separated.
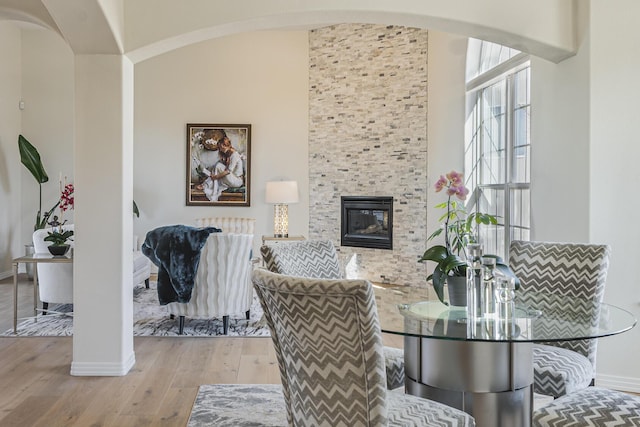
xmin=261 ymin=235 xmax=306 ymax=245
xmin=12 ymin=253 xmax=73 ymax=333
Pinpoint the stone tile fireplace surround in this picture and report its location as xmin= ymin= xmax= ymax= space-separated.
xmin=309 ymin=24 xmax=429 ymax=287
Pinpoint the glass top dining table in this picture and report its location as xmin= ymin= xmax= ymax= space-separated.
xmin=373 ymin=284 xmax=637 ymax=342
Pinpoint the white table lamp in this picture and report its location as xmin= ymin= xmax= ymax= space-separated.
xmin=265 ymin=181 xmax=299 ymax=237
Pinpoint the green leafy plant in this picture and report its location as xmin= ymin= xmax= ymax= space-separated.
xmin=44 ymin=227 xmax=74 ymax=246
xmin=419 ymin=171 xmax=518 ymax=305
xmin=18 ymin=135 xmax=59 ymax=230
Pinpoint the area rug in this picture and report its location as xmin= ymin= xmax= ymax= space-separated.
xmin=187 ymin=384 xmax=286 ymax=426
xmin=187 ymin=384 xmax=554 ymax=426
xmin=3 ymin=282 xmax=270 ymax=337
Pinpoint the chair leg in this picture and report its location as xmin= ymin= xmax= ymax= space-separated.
xmin=245 ymin=310 xmax=250 ymax=320
xmin=42 ymin=302 xmax=48 ymax=315
xmin=144 ymin=278 xmax=150 ymax=289
xmin=179 ymin=316 xmax=185 ymax=335
xmin=223 ymin=315 xmax=229 ymax=335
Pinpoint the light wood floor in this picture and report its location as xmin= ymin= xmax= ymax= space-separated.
xmin=0 ymin=274 xmax=403 ymax=427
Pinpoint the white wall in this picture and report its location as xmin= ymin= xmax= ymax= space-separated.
xmin=530 ymin=48 xmax=590 ymax=242
xmin=588 ymin=0 xmax=640 ymax=389
xmin=0 ymin=23 xmax=22 ymax=278
xmin=20 ymin=28 xmax=75 ymax=239
xmin=530 ymin=1 xmax=640 ymax=389
xmin=0 ymin=24 xmax=73 ymax=278
xmin=427 ymin=30 xmax=467 ymax=240
xmin=133 ymin=31 xmax=310 ymax=255
xmin=123 ymin=0 xmax=577 ymax=64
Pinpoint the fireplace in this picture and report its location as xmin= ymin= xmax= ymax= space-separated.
xmin=341 ymin=196 xmax=393 ymax=250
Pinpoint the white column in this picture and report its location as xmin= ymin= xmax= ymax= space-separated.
xmin=71 ymin=54 xmax=134 ymax=376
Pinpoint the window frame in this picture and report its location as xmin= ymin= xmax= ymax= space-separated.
xmin=465 ymin=45 xmax=531 ymax=259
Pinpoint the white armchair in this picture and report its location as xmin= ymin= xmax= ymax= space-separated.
xmin=133 ymin=235 xmax=151 ymax=288
xmin=166 ymin=231 xmax=255 ymax=334
xmin=32 ymin=224 xmax=74 ymax=313
xmin=33 ymin=226 xmax=151 ymax=315
xmin=195 ymin=217 xmax=255 ymax=234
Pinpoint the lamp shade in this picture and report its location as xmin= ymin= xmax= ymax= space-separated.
xmin=265 ymin=181 xmax=299 ymax=204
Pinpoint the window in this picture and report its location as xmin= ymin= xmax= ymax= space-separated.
xmin=465 ymin=39 xmax=531 ymax=259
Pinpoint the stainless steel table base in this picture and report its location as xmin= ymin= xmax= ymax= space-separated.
xmin=405 ymin=336 xmax=534 ymax=427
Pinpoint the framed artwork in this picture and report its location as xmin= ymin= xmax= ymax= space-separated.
xmin=186 ymin=123 xmax=251 ymax=206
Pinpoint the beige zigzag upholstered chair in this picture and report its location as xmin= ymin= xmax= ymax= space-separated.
xmin=260 ymin=239 xmax=405 ymax=390
xmin=509 ymin=240 xmax=611 ymax=398
xmin=252 ymin=269 xmax=475 ymax=426
xmin=532 ymin=386 xmax=640 ymax=426
xmin=532 ymin=387 xmax=640 ymax=427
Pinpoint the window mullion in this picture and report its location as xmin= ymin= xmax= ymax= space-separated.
xmin=504 ymin=74 xmax=514 ymax=253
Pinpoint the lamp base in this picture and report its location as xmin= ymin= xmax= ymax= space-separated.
xmin=273 ymin=204 xmax=289 ymax=238
xmin=273 ymin=233 xmax=289 ymax=238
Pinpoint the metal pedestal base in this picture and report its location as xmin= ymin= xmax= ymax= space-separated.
xmin=406 ymin=377 xmax=532 ymax=426
xmin=405 ymin=336 xmax=533 ymax=427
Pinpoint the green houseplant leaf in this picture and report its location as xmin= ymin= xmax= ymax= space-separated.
xmin=431 ymin=265 xmax=447 ymax=304
xmin=18 ymin=135 xmax=48 ymax=184
xmin=19 ymin=135 xmax=52 ymax=230
xmin=420 ymin=246 xmax=467 ymax=305
xmin=44 ymin=229 xmax=74 ymax=246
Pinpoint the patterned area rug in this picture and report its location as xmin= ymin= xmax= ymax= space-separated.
xmin=3 ymin=282 xmax=270 ymax=337
xmin=187 ymin=384 xmax=556 ymax=426
xmin=187 ymin=384 xmax=555 ymax=426
xmin=188 ymin=384 xmax=287 ymax=426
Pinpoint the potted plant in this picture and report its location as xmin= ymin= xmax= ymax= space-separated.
xmin=44 ymin=215 xmax=74 ymax=256
xmin=420 ymin=171 xmax=518 ymax=305
xmin=45 ymin=181 xmax=75 ymax=256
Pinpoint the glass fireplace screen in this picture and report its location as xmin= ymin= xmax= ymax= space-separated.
xmin=341 ymin=196 xmax=393 ymax=250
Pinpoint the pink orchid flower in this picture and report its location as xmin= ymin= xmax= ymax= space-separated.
xmin=454 ymin=185 xmax=469 ymax=200
xmin=446 ymin=170 xmax=463 ymax=186
xmin=434 ymin=175 xmax=448 ymax=192
xmin=60 ymin=184 xmax=75 ymax=213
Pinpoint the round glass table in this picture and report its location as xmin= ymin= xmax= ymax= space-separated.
xmin=373 ymin=285 xmax=637 ymax=427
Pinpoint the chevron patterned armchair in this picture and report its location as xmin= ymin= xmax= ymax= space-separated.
xmin=252 ymin=269 xmax=475 ymax=426
xmin=260 ymin=239 xmax=405 ymax=390
xmin=260 ymin=239 xmax=343 ymax=279
xmin=509 ymin=240 xmax=611 ymax=398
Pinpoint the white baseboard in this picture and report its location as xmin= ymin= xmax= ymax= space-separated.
xmin=70 ymin=351 xmax=136 ymax=376
xmin=597 ymin=373 xmax=640 ymax=393
xmin=0 ymin=270 xmax=12 ymax=281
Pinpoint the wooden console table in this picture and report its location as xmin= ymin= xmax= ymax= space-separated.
xmin=12 ymin=253 xmax=73 ymax=333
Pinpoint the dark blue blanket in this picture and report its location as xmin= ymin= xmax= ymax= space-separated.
xmin=142 ymin=225 xmax=221 ymax=305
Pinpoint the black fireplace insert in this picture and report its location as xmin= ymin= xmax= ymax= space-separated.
xmin=341 ymin=196 xmax=393 ymax=250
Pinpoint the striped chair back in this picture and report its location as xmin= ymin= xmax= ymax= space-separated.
xmin=508 ymin=240 xmax=611 ymax=368
xmin=195 ymin=217 xmax=255 ymax=234
xmin=252 ymin=268 xmax=388 ymax=426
